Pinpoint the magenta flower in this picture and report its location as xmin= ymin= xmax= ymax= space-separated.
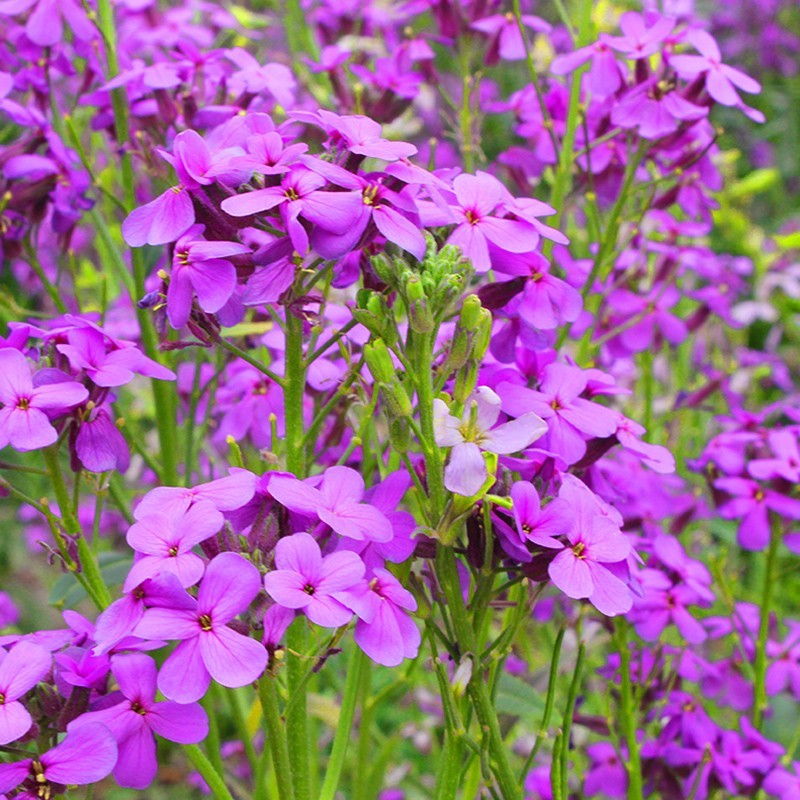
xmin=0 ymin=349 xmax=88 ymax=452
xmin=268 ymin=467 xmax=393 ymax=543
xmin=56 ymin=327 xmax=175 ymax=387
xmin=434 ymin=387 xmax=548 ymax=497
xmin=471 ymin=13 xmax=551 ymax=62
xmin=498 ymin=363 xmax=619 ymax=465
xmin=631 ymin=569 xmax=707 ymax=644
xmin=547 ymin=480 xmax=632 ymax=615
xmin=124 ymin=503 xmax=224 ymax=591
xmin=604 ymin=11 xmax=675 ymax=60
xmin=0 ymin=0 xmax=95 ymax=48
xmin=0 ymin=642 xmax=51 ymax=745
xmin=748 ymin=430 xmax=800 ymax=482
xmin=74 ymin=406 xmax=130 ymax=474
xmin=315 ymin=111 xmax=418 ymax=160
xmin=167 ymin=225 xmax=250 ymax=329
xmin=122 ymin=131 xmax=237 ymax=247
xmin=354 ymin=569 xmax=420 ymax=667
xmin=507 ymin=481 xmax=570 ymax=548
xmin=221 ymin=164 xmax=362 ymax=255
xmin=0 ymin=724 xmax=117 ymax=797
xmin=550 ymin=40 xmax=625 ymax=97
xmin=264 ymin=533 xmax=365 ymax=628
xmin=133 ymin=471 xmax=257 ymax=520
xmin=670 ymin=29 xmax=762 ymax=108
xmin=135 ymin=552 xmax=267 ymax=702
xmin=69 ymin=653 xmax=208 ymax=789
xmin=715 ymin=477 xmax=800 ymax=551
xmin=425 ymin=172 xmax=540 ymax=273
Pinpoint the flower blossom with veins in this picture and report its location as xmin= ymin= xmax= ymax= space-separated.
xmin=434 ymin=386 xmax=548 ymax=497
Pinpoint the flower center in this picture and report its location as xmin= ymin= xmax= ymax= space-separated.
xmin=17 ymin=397 xmax=30 ymax=410
xmin=363 ymin=184 xmax=379 ymax=206
xmin=285 ymin=187 xmax=300 ymax=201
xmin=465 ymin=209 xmax=480 ymax=225
xmin=303 ymin=584 xmax=316 ymax=595
xmin=32 ymin=760 xmax=50 ymax=800
xmin=572 ymin=542 xmax=586 ymax=559
xmin=199 ymin=614 xmax=213 ymax=631
xmin=131 ymin=701 xmax=148 ymax=715
xmin=168 ymin=545 xmax=179 ymax=557
xmin=176 ymin=249 xmax=190 ymax=266
xmin=0 ymin=692 xmax=5 ymax=704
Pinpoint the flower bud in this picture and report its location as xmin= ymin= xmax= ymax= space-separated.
xmin=388 ymin=416 xmax=410 ymax=454
xmin=453 ymin=361 xmax=480 ymax=405
xmin=380 ymin=379 xmax=413 ymax=419
xmin=409 ymin=299 xmax=434 ymax=334
xmin=470 ymin=309 xmax=493 ymax=360
xmin=364 ymin=341 xmax=396 ymax=385
xmin=459 ymin=294 xmax=483 ymax=331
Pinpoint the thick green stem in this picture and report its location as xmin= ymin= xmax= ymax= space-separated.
xmin=284 ymin=311 xmax=307 ymax=477
xmin=258 ymin=676 xmax=295 ymax=800
xmin=42 ymin=446 xmax=111 ymax=610
xmin=754 ymin=517 xmax=781 ymax=729
xmin=615 ymin=619 xmax=644 ymax=800
xmin=183 ymin=744 xmax=236 ymax=800
xmin=318 ymin=646 xmax=367 ymax=800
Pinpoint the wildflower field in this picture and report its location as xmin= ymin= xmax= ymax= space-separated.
xmin=0 ymin=0 xmax=798 ymax=798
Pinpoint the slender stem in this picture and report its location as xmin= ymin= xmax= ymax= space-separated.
xmin=559 ymin=639 xmax=585 ymax=799
xmin=615 ymin=619 xmax=644 ymax=800
xmin=521 ymin=626 xmax=565 ymax=778
xmin=258 ymin=676 xmax=296 ymax=800
xmin=754 ymin=516 xmax=781 ymax=729
xmin=284 ymin=311 xmax=307 ymax=477
xmin=42 ymin=446 xmax=111 ymax=609
xmin=183 ymin=743 xmax=236 ymax=800
xmin=436 ymin=547 xmax=523 ymax=800
xmin=318 ymin=646 xmax=367 ymax=800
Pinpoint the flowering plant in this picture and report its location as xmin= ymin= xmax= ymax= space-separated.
xmin=0 ymin=0 xmax=798 ymax=799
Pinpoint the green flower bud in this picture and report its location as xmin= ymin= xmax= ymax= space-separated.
xmin=459 ymin=294 xmax=483 ymax=331
xmin=388 ymin=416 xmax=410 ymax=454
xmin=471 ymin=308 xmax=493 ymax=360
xmin=364 ymin=341 xmax=396 ymax=385
xmin=453 ymin=361 xmax=479 ymax=405
xmin=380 ymin=379 xmax=413 ymax=419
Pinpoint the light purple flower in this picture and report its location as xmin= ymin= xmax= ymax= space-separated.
xmin=74 ymin=406 xmax=130 ymax=474
xmin=135 ymin=552 xmax=267 ymax=702
xmin=604 ymin=11 xmax=675 ymax=60
xmin=498 ymin=363 xmax=619 ymax=465
xmin=470 ymin=13 xmax=551 ymax=62
xmin=670 ymin=29 xmax=762 ymax=108
xmin=0 ymin=724 xmax=117 ymax=796
xmin=263 ymin=533 xmax=365 ymax=627
xmin=547 ymin=481 xmax=632 ymax=616
xmin=434 ymin=386 xmax=548 ymax=496
xmin=168 ymin=225 xmax=250 ymax=329
xmin=354 ymin=569 xmax=420 ymax=667
xmin=69 ymin=653 xmax=208 ymax=789
xmin=268 ymin=467 xmax=393 ymax=543
xmin=124 ymin=503 xmax=224 ymax=591
xmin=0 ymin=642 xmax=51 ymax=745
xmin=0 ymin=349 xmax=88 ymax=452
xmin=507 ymin=481 xmax=570 ymax=548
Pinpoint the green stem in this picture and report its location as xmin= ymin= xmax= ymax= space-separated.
xmin=285 ymin=621 xmax=310 ymax=800
xmin=284 ymin=311 xmax=307 ymax=477
xmin=559 ymin=639 xmax=585 ymax=799
xmin=258 ymin=676 xmax=296 ymax=800
xmin=318 ymin=646 xmax=367 ymax=800
xmin=42 ymin=446 xmax=111 ymax=609
xmin=436 ymin=547 xmax=522 ymax=800
xmin=183 ymin=743 xmax=236 ymax=800
xmin=615 ymin=619 xmax=643 ymax=800
xmin=754 ymin=516 xmax=781 ymax=729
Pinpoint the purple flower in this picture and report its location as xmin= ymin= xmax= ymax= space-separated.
xmin=74 ymin=406 xmax=130 ymax=474
xmin=471 ymin=13 xmax=551 ymax=62
xmin=133 ymin=471 xmax=257 ymax=520
xmin=506 ymin=481 xmax=570 ymax=548
xmin=135 ymin=552 xmax=267 ymax=702
xmin=584 ymin=742 xmax=627 ymax=798
xmin=0 ymin=642 xmax=51 ymax=745
xmin=167 ymin=226 xmax=250 ymax=329
xmin=124 ymin=503 xmax=224 ymax=591
xmin=56 ymin=327 xmax=175 ymax=387
xmin=550 ymin=40 xmax=625 ymax=97
xmin=268 ymin=467 xmax=393 ymax=543
xmin=670 ymin=29 xmax=762 ymax=108
xmin=354 ymin=569 xmax=420 ymax=667
xmin=631 ymin=569 xmax=707 ymax=643
xmin=498 ymin=364 xmax=618 ymax=465
xmin=221 ymin=164 xmax=362 ymax=255
xmin=315 ymin=111 xmax=417 ymax=161
xmin=604 ymin=11 xmax=675 ymax=60
xmin=547 ymin=480 xmax=632 ymax=615
xmin=263 ymin=533 xmax=365 ymax=628
xmin=69 ymin=653 xmax=208 ymax=789
xmin=431 ymin=172 xmax=540 ymax=273
xmin=434 ymin=387 xmax=547 ymax=497
xmin=0 ymin=0 xmax=95 ymax=48
xmin=0 ymin=349 xmax=88 ymax=452
xmin=748 ymin=430 xmax=800 ymax=482
xmin=0 ymin=724 xmax=117 ymax=797
xmin=715 ymin=477 xmax=800 ymax=551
